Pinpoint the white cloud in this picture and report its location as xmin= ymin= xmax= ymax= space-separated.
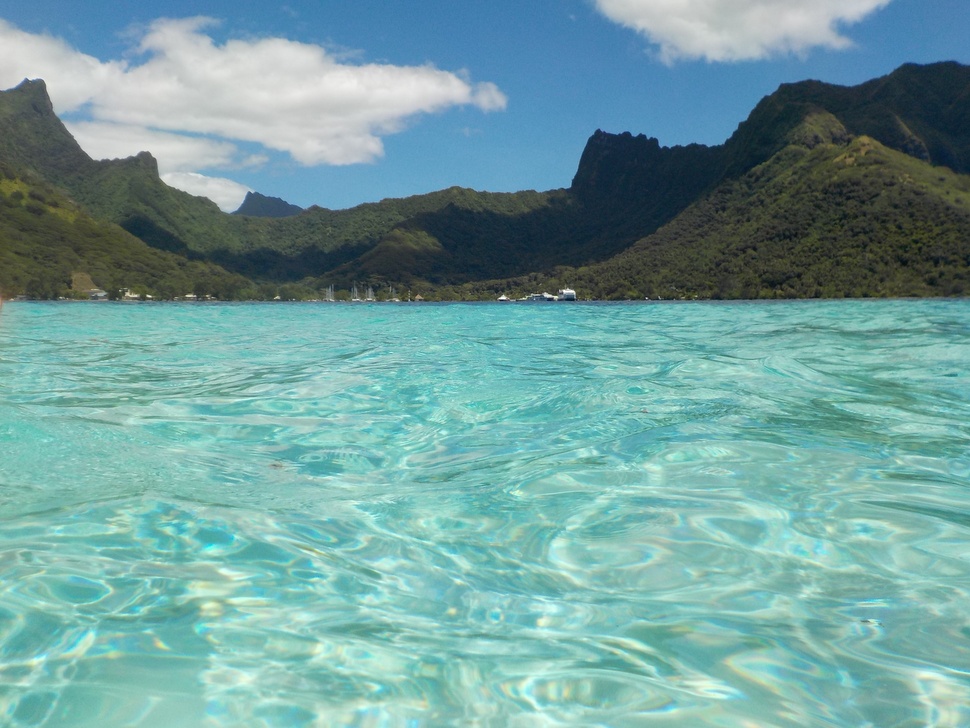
xmin=0 ymin=20 xmax=125 ymax=109
xmin=592 ymin=0 xmax=893 ymax=63
xmin=66 ymin=121 xmax=240 ymax=171
xmin=161 ymin=172 xmax=252 ymax=212
xmin=0 ymin=17 xmax=507 ymax=207
xmin=62 ymin=121 xmax=264 ymax=211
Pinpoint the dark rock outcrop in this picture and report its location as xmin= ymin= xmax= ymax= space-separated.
xmin=232 ymin=191 xmax=303 ymax=218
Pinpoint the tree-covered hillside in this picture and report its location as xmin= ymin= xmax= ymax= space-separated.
xmin=0 ymin=162 xmax=251 ymax=300
xmin=1 ymin=63 xmax=969 ymax=299
xmin=515 ymin=116 xmax=970 ymax=300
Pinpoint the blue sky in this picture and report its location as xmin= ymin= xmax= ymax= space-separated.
xmin=1 ymin=1 xmax=968 ymax=211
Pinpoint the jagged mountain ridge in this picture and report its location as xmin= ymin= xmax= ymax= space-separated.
xmin=0 ymin=79 xmax=242 ymax=258
xmin=719 ymin=61 xmax=970 ymax=181
xmin=1 ymin=62 xmax=969 ymax=298
xmin=233 ymin=191 xmax=303 ymax=218
xmin=567 ymin=113 xmax=970 ymax=299
xmin=0 ymin=158 xmax=251 ymax=300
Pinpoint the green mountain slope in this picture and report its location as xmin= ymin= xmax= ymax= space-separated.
xmin=719 ymin=62 xmax=970 ymax=182
xmin=0 ymin=79 xmax=590 ymax=285
xmin=2 ymin=62 xmax=969 ymax=299
xmin=563 ymin=115 xmax=970 ymax=300
xmin=0 ymin=162 xmax=252 ymax=299
xmin=0 ymin=79 xmax=243 ymax=259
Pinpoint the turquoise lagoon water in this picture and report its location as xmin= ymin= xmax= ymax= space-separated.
xmin=1 ymin=299 xmax=969 ymax=727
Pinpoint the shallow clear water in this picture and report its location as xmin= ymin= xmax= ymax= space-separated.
xmin=1 ymin=299 xmax=969 ymax=727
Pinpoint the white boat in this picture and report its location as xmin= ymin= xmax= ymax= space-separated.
xmin=497 ymin=294 xmax=511 ymax=302
xmin=557 ymin=288 xmax=577 ymax=301
xmin=523 ymin=292 xmax=557 ymax=301
xmin=365 ymin=286 xmax=376 ymax=302
xmin=351 ymin=284 xmax=361 ymax=302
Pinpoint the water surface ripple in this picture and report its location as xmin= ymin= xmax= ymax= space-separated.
xmin=1 ymin=300 xmax=969 ymax=726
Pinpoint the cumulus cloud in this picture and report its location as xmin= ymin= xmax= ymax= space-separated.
xmin=161 ymin=172 xmax=252 ymax=212
xmin=66 ymin=121 xmax=242 ymax=170
xmin=0 ymin=17 xmax=507 ymax=209
xmin=592 ymin=0 xmax=893 ymax=63
xmin=0 ymin=20 xmax=124 ymax=109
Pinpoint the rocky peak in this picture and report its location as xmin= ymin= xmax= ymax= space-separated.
xmin=570 ymin=130 xmax=662 ymax=192
xmin=12 ymin=78 xmax=55 ymax=117
xmin=570 ymin=129 xmax=722 ymax=211
xmin=232 ymin=191 xmax=303 ymax=218
xmin=104 ymin=150 xmax=160 ymax=177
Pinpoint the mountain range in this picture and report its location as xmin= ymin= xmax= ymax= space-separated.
xmin=1 ymin=61 xmax=968 ymax=300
